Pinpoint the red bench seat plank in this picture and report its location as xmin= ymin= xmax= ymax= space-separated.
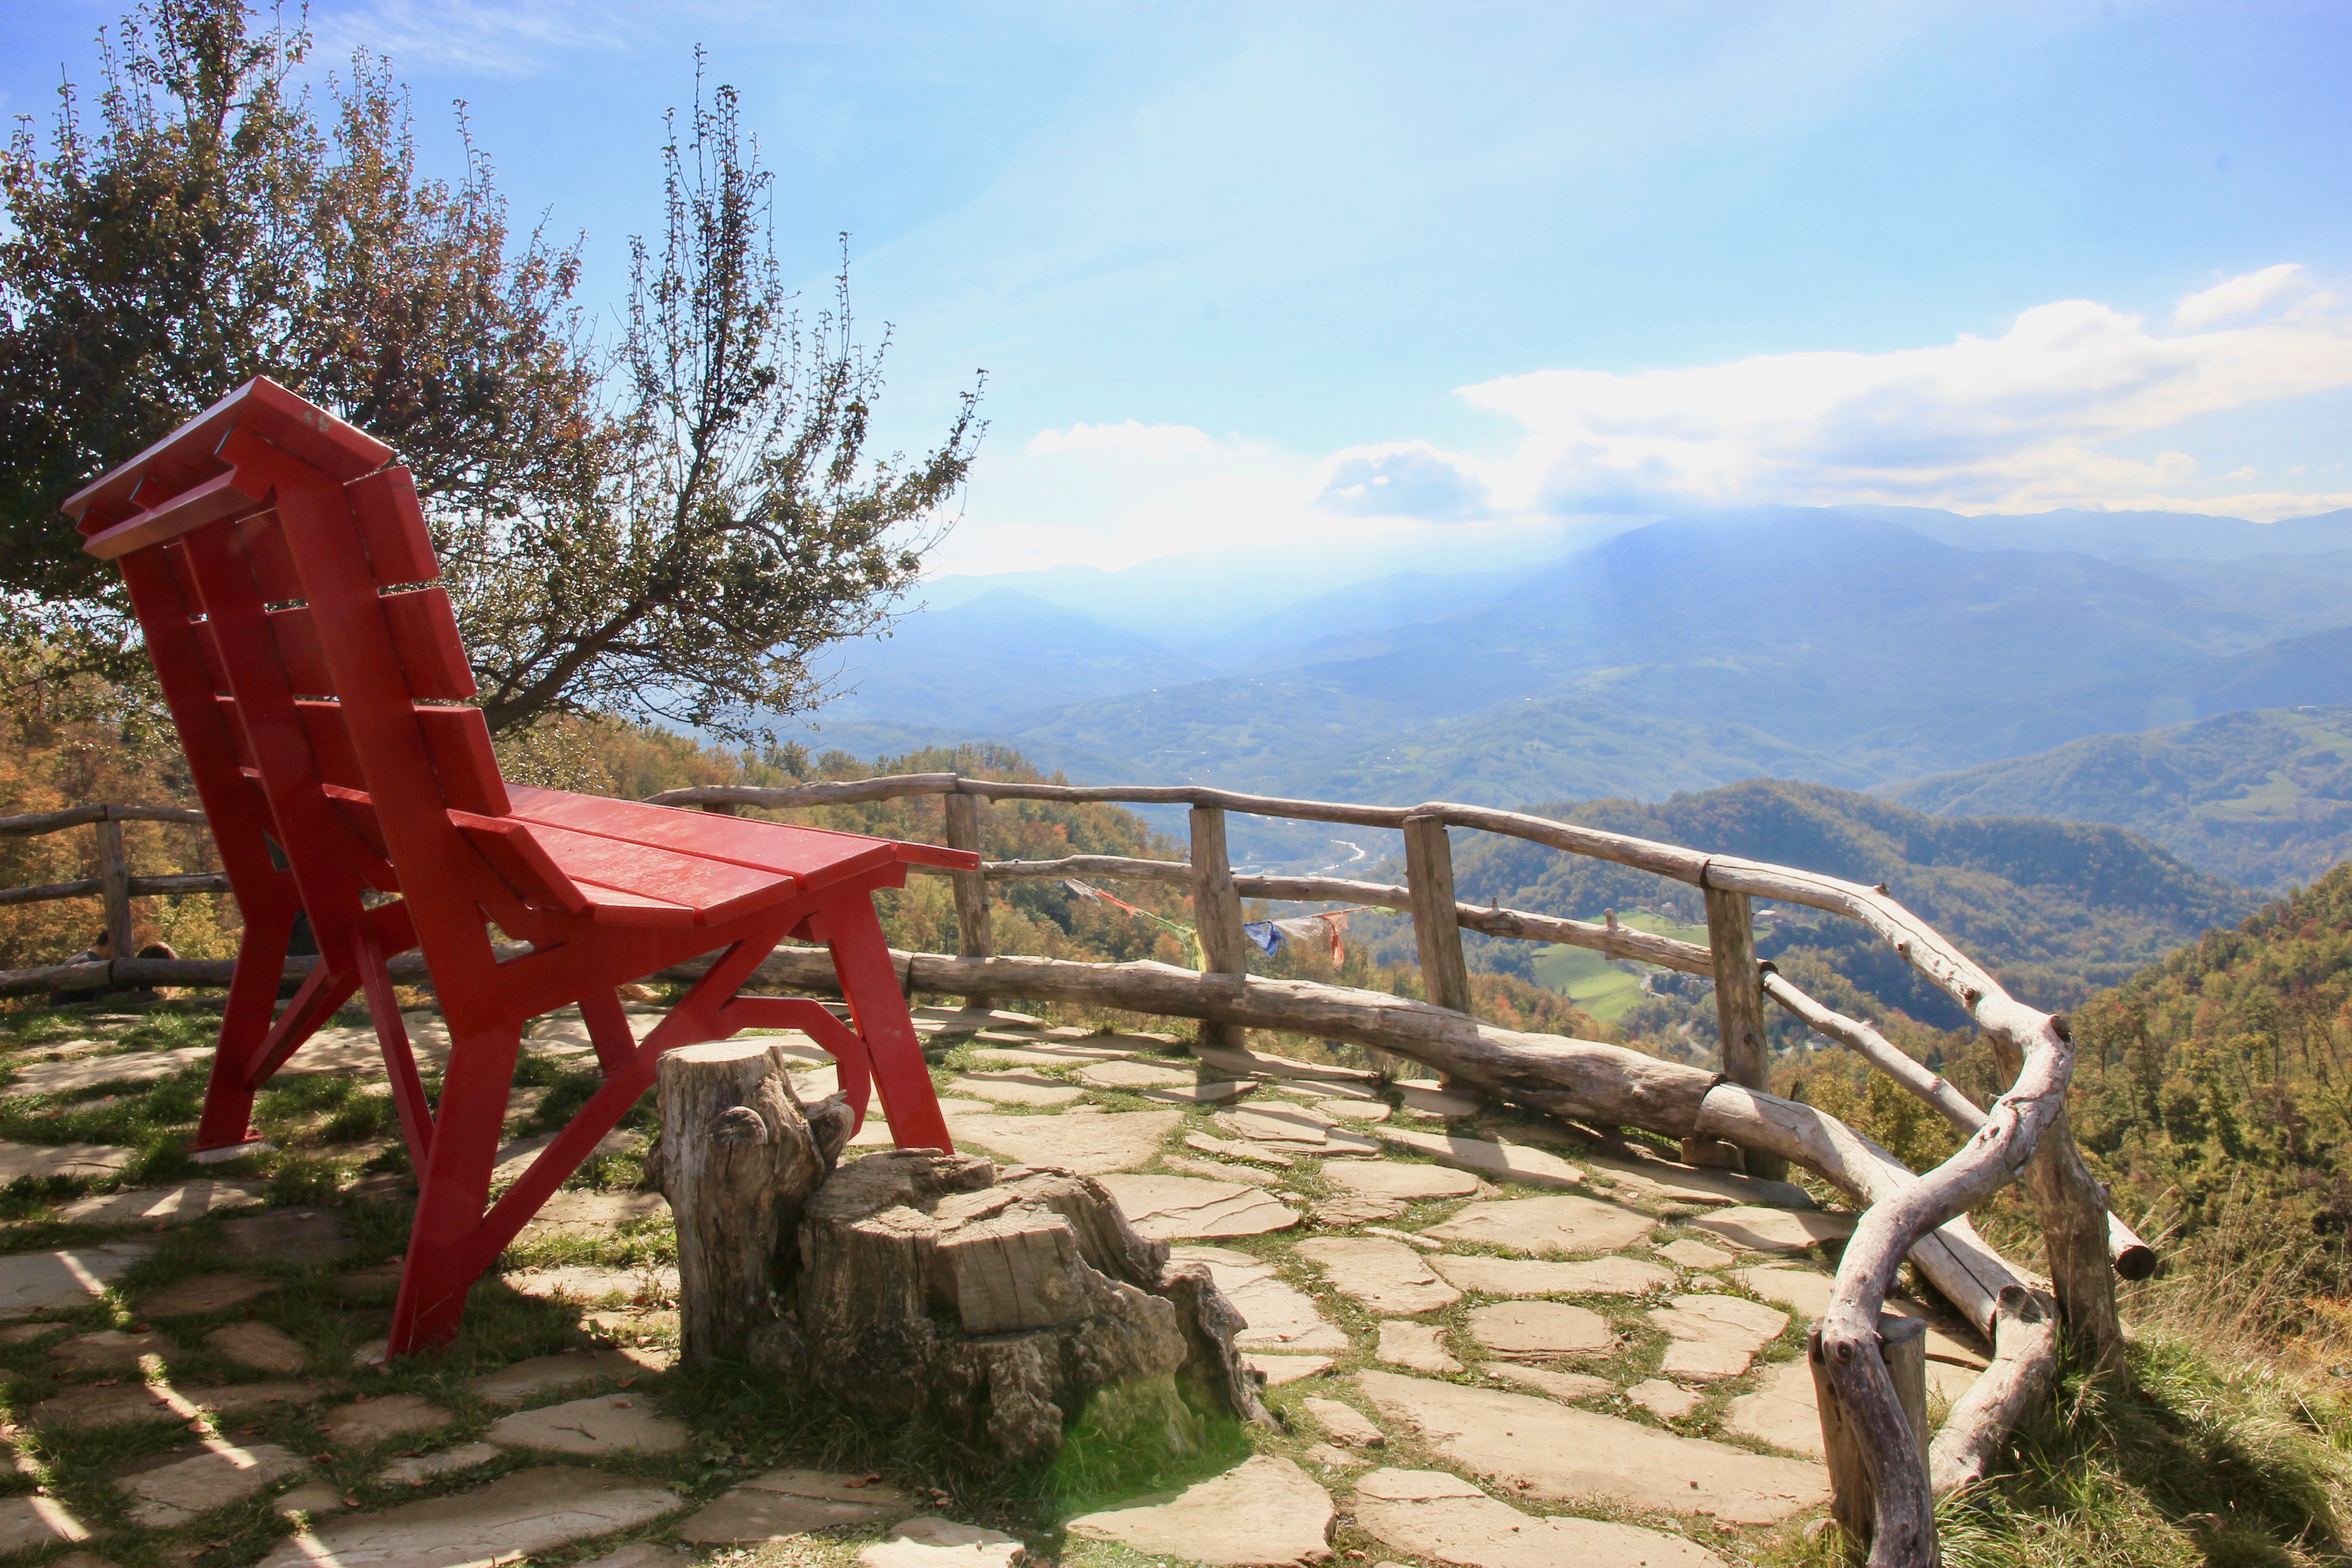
xmin=505 ymin=785 xmax=971 ymax=888
xmin=516 ymin=817 xmax=799 ymax=924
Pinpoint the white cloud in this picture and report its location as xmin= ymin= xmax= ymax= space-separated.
xmin=948 ymin=266 xmax=2352 ymax=574
xmin=2173 ymin=263 xmax=2304 ymax=328
xmin=1418 ymin=268 xmax=2352 ymax=522
xmin=1026 ymin=420 xmax=1219 ymax=463
xmin=308 ymin=0 xmax=637 ymax=76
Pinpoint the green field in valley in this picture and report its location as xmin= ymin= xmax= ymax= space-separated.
xmin=1529 ymin=911 xmax=1708 ymax=1020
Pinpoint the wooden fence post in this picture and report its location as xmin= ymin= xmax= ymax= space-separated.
xmin=1403 ymin=814 xmax=1473 ymax=1014
xmin=942 ymin=786 xmax=994 ymax=1013
xmin=94 ymin=810 xmax=134 ymax=964
xmin=1190 ymin=805 xmax=1250 ymax=1054
xmin=1696 ymin=883 xmax=1788 ymax=1180
xmin=1811 ymin=1314 xmax=1932 ymax=1562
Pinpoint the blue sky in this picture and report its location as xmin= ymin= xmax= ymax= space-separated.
xmin=7 ymin=0 xmax=2352 ymax=577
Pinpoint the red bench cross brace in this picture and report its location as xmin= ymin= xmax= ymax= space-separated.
xmin=62 ymin=378 xmax=973 ymax=1354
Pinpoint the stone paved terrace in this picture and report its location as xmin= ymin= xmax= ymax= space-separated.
xmin=0 ymin=999 xmax=1996 ymax=1568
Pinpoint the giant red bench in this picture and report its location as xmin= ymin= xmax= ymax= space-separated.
xmin=62 ymin=378 xmax=972 ymax=1353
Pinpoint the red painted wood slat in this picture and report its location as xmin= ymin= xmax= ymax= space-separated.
xmin=380 ymin=588 xmax=476 ymax=699
xmin=412 ymin=706 xmax=510 ymax=818
xmin=266 ymin=605 xmax=334 ymax=694
xmin=503 ymin=785 xmax=905 ymax=882
xmin=232 ymin=513 xmax=306 ymax=604
xmin=515 ymin=816 xmax=799 ymax=923
xmin=346 ymin=466 xmax=439 ymax=585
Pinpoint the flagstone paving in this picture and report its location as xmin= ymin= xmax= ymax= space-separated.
xmin=0 ymin=1005 xmax=1945 ymax=1568
xmin=0 ymin=1141 xmax=135 ymax=1181
xmin=946 ymin=1070 xmax=1086 ymax=1107
xmin=1372 ymin=1127 xmax=1587 ymax=1189
xmin=50 ymin=1327 xmax=170 ymax=1367
xmin=255 ymin=1466 xmax=681 ymax=1568
xmin=122 ymin=1441 xmax=308 ymax=1527
xmin=1295 ymin=1237 xmax=1461 ymax=1314
xmin=483 ymin=1391 xmax=690 ymax=1455
xmin=207 ymin=1321 xmax=312 ymax=1372
xmin=1374 ymin=1320 xmax=1463 ymax=1375
xmin=860 ymin=1517 xmax=1025 ymax=1568
xmin=0 ymin=1242 xmax=150 ymax=1316
xmin=943 ymin=1108 xmax=1181 ymax=1173
xmin=1356 ymin=1371 xmax=1829 ymax=1525
xmin=1326 ymin=1161 xmax=1480 ymax=1201
xmin=1429 ymin=1253 xmax=1672 ymax=1297
xmin=520 ymin=1189 xmax=671 ymax=1235
xmin=1688 ymin=1205 xmax=1857 ymax=1254
xmin=2 ymin=1044 xmax=212 ymax=1095
xmin=322 ymin=1394 xmax=454 ymax=1449
xmin=1422 ymin=1192 xmax=1656 ymax=1255
xmin=681 ymin=1467 xmax=917 ymax=1544
xmin=139 ymin=1271 xmax=276 ymax=1316
xmin=1353 ymin=1467 xmax=1725 ymax=1568
xmin=0 ymin=1494 xmax=93 ymax=1553
xmin=1094 ymin=1173 xmax=1301 ymax=1238
xmin=1066 ymin=1455 xmax=1335 ymax=1567
xmin=56 ymin=1178 xmax=268 ymax=1225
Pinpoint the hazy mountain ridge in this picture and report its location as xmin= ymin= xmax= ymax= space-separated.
xmin=780 ymin=505 xmax=2352 ymax=859
xmin=1889 ymin=707 xmax=2352 ymax=890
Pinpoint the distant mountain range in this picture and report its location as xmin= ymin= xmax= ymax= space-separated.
xmin=1889 ymin=706 xmax=2352 ymax=891
xmin=1427 ymin=777 xmax=2256 ymax=1020
xmin=782 ymin=502 xmax=2352 ymax=873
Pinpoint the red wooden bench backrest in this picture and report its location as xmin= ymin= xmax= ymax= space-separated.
xmin=68 ymin=380 xmax=566 ymax=941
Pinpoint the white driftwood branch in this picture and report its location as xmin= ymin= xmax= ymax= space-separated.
xmin=1764 ymin=966 xmax=2157 ymax=1282
xmin=1716 ymin=1002 xmax=2070 ymax=1567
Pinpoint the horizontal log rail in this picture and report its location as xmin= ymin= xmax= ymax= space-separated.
xmin=0 ymin=802 xmax=208 ymax=837
xmin=4 ymin=773 xmax=2135 ymax=1564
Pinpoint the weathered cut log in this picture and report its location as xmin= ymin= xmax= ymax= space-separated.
xmin=703 ymin=947 xmax=1725 ymax=1136
xmin=1696 ymin=884 xmax=1783 ymax=1180
xmin=768 ymin=1148 xmax=1270 ymax=1461
xmin=654 ymin=1040 xmax=846 ymax=1365
xmin=0 ymin=877 xmax=104 ymax=910
xmin=1928 ymin=1285 xmax=2059 ymax=1496
xmin=1764 ymin=966 xmax=2158 ymax=1281
xmin=1973 ymin=1024 xmax=2123 ymax=1375
xmin=1812 ymin=1315 xmax=1931 ymax=1562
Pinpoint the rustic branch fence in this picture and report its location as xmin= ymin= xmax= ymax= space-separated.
xmin=0 ymin=774 xmax=2156 ymax=1567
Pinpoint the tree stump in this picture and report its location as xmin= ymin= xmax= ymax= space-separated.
xmin=774 ymin=1149 xmax=1270 ymax=1460
xmin=658 ymin=1042 xmax=1269 ymax=1463
xmin=653 ymin=1040 xmax=853 ymax=1364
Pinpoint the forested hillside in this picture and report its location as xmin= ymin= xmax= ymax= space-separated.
xmin=1371 ymin=778 xmax=2254 ymax=1030
xmin=2073 ymin=865 xmax=2352 ymax=1254
xmin=1890 ymin=706 xmax=2352 ymax=890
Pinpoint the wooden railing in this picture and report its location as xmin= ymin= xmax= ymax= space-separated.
xmin=0 ymin=802 xmax=223 ymax=962
xmin=0 ymin=775 xmax=2148 ymax=1566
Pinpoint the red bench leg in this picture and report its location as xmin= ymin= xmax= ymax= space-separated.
xmin=390 ymin=1012 xmax=522 ymax=1353
xmin=191 ymin=904 xmax=301 ymax=1153
xmin=821 ymin=897 xmax=954 ymax=1155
